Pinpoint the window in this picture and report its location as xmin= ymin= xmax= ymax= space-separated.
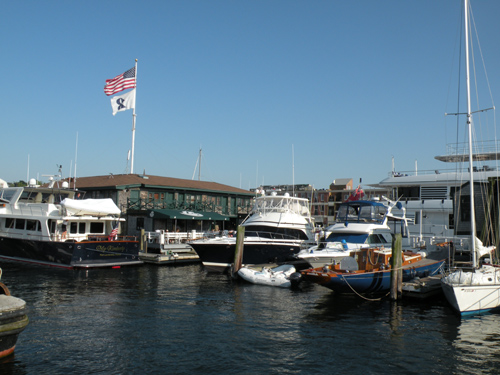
xmin=26 ymin=220 xmax=39 ymax=231
xmin=15 ymin=219 xmax=25 ymax=230
xmin=89 ymin=222 xmax=104 ymax=234
xmin=460 ymin=196 xmax=471 ymax=222
xmin=136 ymin=217 xmax=144 ymax=230
xmin=5 ymin=218 xmax=14 ymax=229
xmin=49 ymin=220 xmax=57 ymax=234
xmin=69 ymin=222 xmax=86 ymax=234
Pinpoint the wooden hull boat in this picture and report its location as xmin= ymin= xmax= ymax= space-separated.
xmin=301 ymin=247 xmax=445 ymax=294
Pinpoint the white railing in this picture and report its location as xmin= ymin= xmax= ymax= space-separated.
xmin=145 ymin=230 xmax=204 ymax=245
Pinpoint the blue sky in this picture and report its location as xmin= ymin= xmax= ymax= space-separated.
xmin=3 ymin=1 xmax=500 ymax=190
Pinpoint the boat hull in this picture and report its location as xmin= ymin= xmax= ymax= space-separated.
xmin=190 ymin=239 xmax=304 ymax=273
xmin=237 ymin=265 xmax=296 ymax=288
xmin=441 ymin=267 xmax=500 ymax=315
xmin=302 ymin=259 xmax=446 ymax=294
xmin=441 ymin=282 xmax=500 ymax=315
xmin=0 ymin=236 xmax=142 ymax=269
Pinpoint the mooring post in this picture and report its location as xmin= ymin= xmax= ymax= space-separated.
xmin=140 ymin=229 xmax=145 ymax=252
xmin=390 ymin=233 xmax=403 ymax=300
xmin=232 ymin=225 xmax=245 ymax=279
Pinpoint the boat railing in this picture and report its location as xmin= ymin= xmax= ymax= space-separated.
xmin=10 ymin=205 xmax=47 ymax=216
xmin=145 ymin=230 xmax=205 ymax=244
xmin=86 ymin=235 xmax=138 ymax=242
xmin=406 ymin=223 xmax=451 ymax=238
xmin=444 ymin=140 xmax=500 ymax=156
xmin=389 ymin=165 xmax=499 ymax=178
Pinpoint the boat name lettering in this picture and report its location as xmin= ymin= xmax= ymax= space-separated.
xmin=96 ymin=245 xmax=126 ymax=252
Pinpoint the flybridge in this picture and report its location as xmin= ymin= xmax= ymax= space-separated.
xmin=435 ymin=140 xmax=500 ymax=163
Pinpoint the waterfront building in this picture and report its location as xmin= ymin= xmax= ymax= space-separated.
xmin=62 ymin=174 xmax=255 ymax=237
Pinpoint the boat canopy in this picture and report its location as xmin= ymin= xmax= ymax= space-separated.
xmin=61 ymin=198 xmax=121 ymax=216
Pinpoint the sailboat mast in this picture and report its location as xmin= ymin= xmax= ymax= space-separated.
xmin=198 ymin=147 xmax=202 ymax=181
xmin=464 ymin=0 xmax=477 ymax=264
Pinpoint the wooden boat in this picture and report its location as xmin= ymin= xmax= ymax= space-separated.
xmin=238 ymin=264 xmax=296 ymax=288
xmin=300 ymin=247 xmax=445 ymax=294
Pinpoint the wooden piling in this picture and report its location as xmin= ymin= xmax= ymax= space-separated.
xmin=140 ymin=229 xmax=146 ymax=253
xmin=231 ymin=226 xmax=245 ymax=278
xmin=390 ymin=233 xmax=403 ymax=300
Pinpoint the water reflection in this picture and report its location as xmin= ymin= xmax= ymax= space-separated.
xmin=1 ymin=262 xmax=500 ymax=375
xmin=452 ymin=314 xmax=500 ymax=373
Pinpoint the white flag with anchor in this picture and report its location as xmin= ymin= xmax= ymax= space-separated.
xmin=110 ymin=88 xmax=136 ymax=116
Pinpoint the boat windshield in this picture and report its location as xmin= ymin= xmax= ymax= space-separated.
xmin=244 ymin=225 xmax=309 ymax=240
xmin=0 ymin=189 xmax=17 ymax=203
xmin=252 ymin=196 xmax=310 ymax=217
xmin=336 ymin=202 xmax=386 ymax=224
xmin=326 ymin=233 xmax=368 ymax=244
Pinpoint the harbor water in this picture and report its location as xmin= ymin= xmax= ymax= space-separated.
xmin=1 ymin=262 xmax=500 ymax=375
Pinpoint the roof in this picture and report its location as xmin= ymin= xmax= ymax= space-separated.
xmin=63 ymin=174 xmax=254 ymax=196
xmin=332 ymin=178 xmax=352 ymax=186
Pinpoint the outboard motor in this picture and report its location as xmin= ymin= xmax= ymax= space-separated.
xmin=289 ymin=272 xmax=303 ymax=288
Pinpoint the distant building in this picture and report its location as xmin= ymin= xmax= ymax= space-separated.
xmin=63 ymin=174 xmax=255 ymax=236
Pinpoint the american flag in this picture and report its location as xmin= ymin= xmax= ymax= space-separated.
xmin=108 ymin=224 xmax=119 ymax=241
xmin=104 ymin=67 xmax=136 ymax=96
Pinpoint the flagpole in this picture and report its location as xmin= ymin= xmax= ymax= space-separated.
xmin=130 ymin=58 xmax=138 ymax=174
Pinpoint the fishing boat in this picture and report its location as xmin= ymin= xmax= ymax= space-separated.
xmin=238 ymin=264 xmax=296 ymax=288
xmin=189 ymin=191 xmax=316 ymax=273
xmin=0 ymin=268 xmax=29 ymax=359
xmin=0 ymin=179 xmax=142 ymax=269
xmin=300 ymin=247 xmax=445 ymax=294
xmin=440 ymin=0 xmax=500 ymax=315
xmin=295 ymin=198 xmax=418 ymax=268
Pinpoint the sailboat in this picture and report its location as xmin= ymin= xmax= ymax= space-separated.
xmin=440 ymin=0 xmax=500 ymax=315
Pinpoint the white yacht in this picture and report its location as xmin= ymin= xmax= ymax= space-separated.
xmin=371 ymin=156 xmax=500 ymax=251
xmin=190 ymin=191 xmax=316 ymax=272
xmin=0 ymin=178 xmax=142 ymax=269
xmin=296 ymin=197 xmax=410 ymax=268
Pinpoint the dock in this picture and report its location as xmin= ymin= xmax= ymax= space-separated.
xmin=139 ymin=230 xmax=201 ymax=265
xmin=402 ymin=275 xmax=443 ymax=298
xmin=139 ymin=248 xmax=200 ymax=265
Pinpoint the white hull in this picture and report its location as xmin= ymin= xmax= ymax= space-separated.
xmin=441 ymin=266 xmax=500 ymax=315
xmin=237 ymin=265 xmax=296 ymax=288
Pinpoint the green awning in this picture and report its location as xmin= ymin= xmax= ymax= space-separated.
xmin=147 ymin=209 xmax=230 ymax=221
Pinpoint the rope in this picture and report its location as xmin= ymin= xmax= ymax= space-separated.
xmin=340 ymin=274 xmax=390 ymax=301
xmin=336 ymin=259 xmax=445 ymax=301
xmin=367 ymin=248 xmax=381 ymax=266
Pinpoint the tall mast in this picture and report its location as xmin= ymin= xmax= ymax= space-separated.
xmin=198 ymin=147 xmax=202 ymax=181
xmin=464 ymin=0 xmax=477 ymax=265
xmin=130 ymin=59 xmax=138 ymax=174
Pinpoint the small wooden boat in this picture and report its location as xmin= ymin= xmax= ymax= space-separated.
xmin=238 ymin=264 xmax=296 ymax=288
xmin=300 ymin=247 xmax=445 ymax=294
